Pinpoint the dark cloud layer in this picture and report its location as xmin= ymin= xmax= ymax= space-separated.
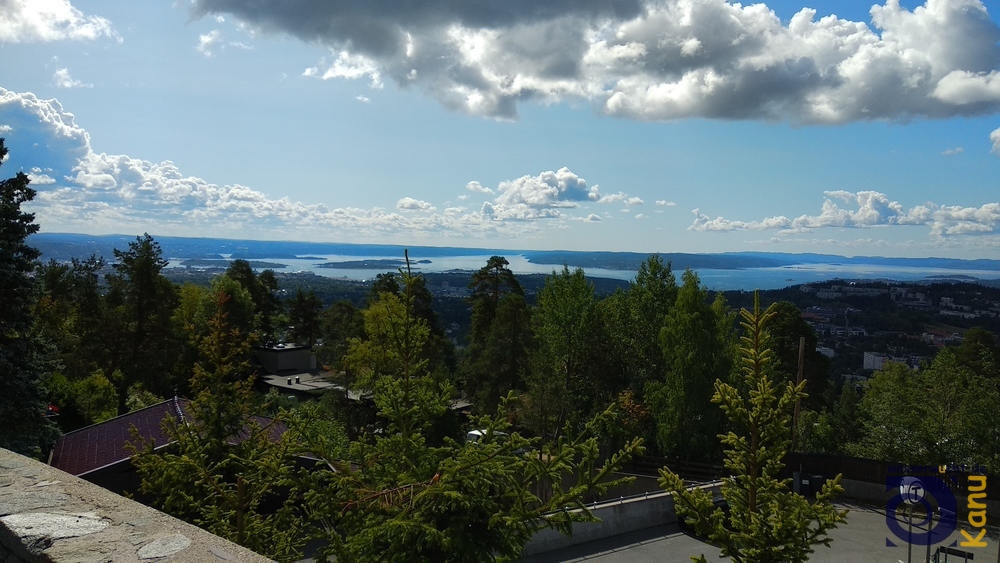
xmin=193 ymin=0 xmax=1000 ymax=122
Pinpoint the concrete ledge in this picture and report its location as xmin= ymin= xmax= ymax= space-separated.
xmin=0 ymin=448 xmax=274 ymax=563
xmin=523 ymin=483 xmax=721 ymax=556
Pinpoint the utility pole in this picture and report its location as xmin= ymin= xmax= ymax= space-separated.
xmin=791 ymin=336 xmax=805 ymax=453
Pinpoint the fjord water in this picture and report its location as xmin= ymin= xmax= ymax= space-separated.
xmin=167 ymin=253 xmax=1000 ymax=291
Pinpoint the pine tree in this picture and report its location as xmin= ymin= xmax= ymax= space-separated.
xmin=0 ymin=138 xmax=59 ymax=457
xmin=659 ymin=292 xmax=847 ymax=563
xmin=129 ymin=287 xmax=306 ymax=562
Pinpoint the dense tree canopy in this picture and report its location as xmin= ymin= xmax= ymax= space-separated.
xmin=660 ymin=294 xmax=847 ymax=563
xmin=0 ymin=138 xmax=60 ymax=456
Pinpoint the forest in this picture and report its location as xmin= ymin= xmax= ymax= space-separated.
xmin=3 ymin=137 xmax=1000 ymax=562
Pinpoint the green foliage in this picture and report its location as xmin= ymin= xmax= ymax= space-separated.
xmin=316 ymin=299 xmax=365 ymax=369
xmin=797 ymin=383 xmax=860 ymax=455
xmin=74 ymin=370 xmax=120 ymax=424
xmin=850 ymin=348 xmax=1000 ymax=472
xmin=35 ymin=256 xmax=106 ymax=385
xmin=288 ymin=288 xmax=323 ymax=347
xmin=659 ymin=292 xmax=847 ymax=563
xmin=463 ymin=256 xmax=533 ymax=412
xmin=104 ymin=233 xmax=179 ymax=406
xmin=522 ymin=265 xmax=602 ymax=439
xmin=0 ymin=138 xmax=60 ymax=456
xmin=648 ymin=269 xmax=734 ymax=461
xmin=130 ymin=284 xmax=306 ymax=562
xmin=225 ymin=259 xmax=281 ymax=339
xmin=765 ymin=302 xmax=832 ymax=409
xmin=126 ymin=382 xmax=164 ymax=412
xmin=299 ymin=257 xmax=644 ymax=562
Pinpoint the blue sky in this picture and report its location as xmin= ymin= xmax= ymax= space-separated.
xmin=1 ymin=0 xmax=999 ymax=258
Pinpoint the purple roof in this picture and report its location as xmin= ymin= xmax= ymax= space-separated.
xmin=50 ymin=397 xmax=288 ymax=477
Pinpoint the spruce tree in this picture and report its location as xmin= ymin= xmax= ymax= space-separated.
xmin=0 ymin=138 xmax=59 ymax=457
xmin=305 ymin=255 xmax=644 ymax=563
xmin=659 ymin=292 xmax=847 ymax=563
xmin=129 ymin=287 xmax=307 ymax=562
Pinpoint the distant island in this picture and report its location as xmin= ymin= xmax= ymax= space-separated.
xmin=180 ymin=259 xmax=286 ymax=269
xmin=316 ymin=259 xmax=433 ymax=269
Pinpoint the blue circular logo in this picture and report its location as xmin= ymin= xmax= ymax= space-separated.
xmin=885 ymin=475 xmax=957 ymax=546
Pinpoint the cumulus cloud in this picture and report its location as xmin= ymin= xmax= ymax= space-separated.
xmin=691 ymin=190 xmax=1000 ymax=236
xmin=655 ymin=200 xmax=677 ymax=206
xmin=597 ymin=192 xmax=643 ymax=205
xmin=396 ymin=197 xmax=434 ymax=211
xmin=355 ymin=95 xmax=371 ymax=103
xmin=190 ymin=0 xmax=1000 ymax=122
xmin=28 ymin=167 xmax=56 ymax=184
xmin=0 ymin=87 xmax=557 ymax=241
xmin=484 ymin=167 xmax=602 ymax=220
xmin=635 ymin=213 xmax=648 ymax=219
xmin=0 ymin=0 xmax=118 ymax=43
xmin=942 ymin=147 xmax=964 ymax=155
xmin=0 ymin=88 xmax=626 ymax=241
xmin=586 ymin=214 xmax=602 ymax=222
xmin=991 ymin=127 xmax=1000 ymax=155
xmin=465 ymin=181 xmax=494 ymax=195
xmin=52 ymin=68 xmax=90 ymax=89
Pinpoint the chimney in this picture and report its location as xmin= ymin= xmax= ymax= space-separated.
xmin=287 ymin=377 xmax=292 ymax=385
xmin=295 ymin=376 xmax=300 ymax=384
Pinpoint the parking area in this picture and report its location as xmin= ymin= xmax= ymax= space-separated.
xmin=522 ymin=502 xmax=1000 ymax=563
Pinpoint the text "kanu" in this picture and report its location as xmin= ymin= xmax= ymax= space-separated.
xmin=960 ymin=475 xmax=988 ymax=547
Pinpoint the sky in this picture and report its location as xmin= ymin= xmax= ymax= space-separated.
xmin=1 ymin=0 xmax=999 ymax=258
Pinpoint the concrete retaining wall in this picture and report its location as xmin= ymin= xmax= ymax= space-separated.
xmin=0 ymin=448 xmax=273 ymax=563
xmin=523 ymin=483 xmax=721 ymax=556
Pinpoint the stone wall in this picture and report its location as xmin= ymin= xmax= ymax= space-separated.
xmin=0 ymin=448 xmax=274 ymax=563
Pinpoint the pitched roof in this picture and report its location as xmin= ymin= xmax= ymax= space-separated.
xmin=49 ymin=397 xmax=287 ymax=477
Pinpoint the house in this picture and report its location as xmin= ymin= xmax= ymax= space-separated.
xmin=48 ymin=397 xmax=286 ymax=496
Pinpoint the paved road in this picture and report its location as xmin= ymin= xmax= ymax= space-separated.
xmin=522 ymin=502 xmax=1000 ymax=563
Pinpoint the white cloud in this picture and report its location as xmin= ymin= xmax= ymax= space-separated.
xmin=0 ymin=0 xmax=118 ymax=43
xmin=635 ymin=213 xmax=648 ymax=219
xmin=690 ymin=190 xmax=1000 ymax=237
xmin=0 ymin=87 xmax=557 ymax=242
xmin=52 ymin=68 xmax=90 ymax=89
xmin=0 ymin=125 xmax=12 ymax=134
xmin=465 ymin=181 xmax=494 ymax=194
xmin=655 ymin=200 xmax=676 ymax=206
xmin=193 ymin=0 xmax=1000 ymax=123
xmin=488 ymin=167 xmax=601 ymax=220
xmin=355 ymin=95 xmax=371 ymax=103
xmin=306 ymin=50 xmax=383 ymax=89
xmin=596 ymin=192 xmax=643 ymax=205
xmin=942 ymin=147 xmax=964 ymax=155
xmin=991 ymin=127 xmax=1000 ymax=155
xmin=396 ymin=197 xmax=434 ymax=211
xmin=586 ymin=214 xmax=602 ymax=222
xmin=197 ymin=30 xmax=222 ymax=57
xmin=28 ymin=167 xmax=56 ymax=184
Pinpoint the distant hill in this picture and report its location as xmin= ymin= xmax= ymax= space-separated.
xmin=521 ymin=250 xmax=1000 ymax=272
xmin=27 ymin=233 xmax=1000 ymax=273
xmin=27 ymin=233 xmax=512 ymax=262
